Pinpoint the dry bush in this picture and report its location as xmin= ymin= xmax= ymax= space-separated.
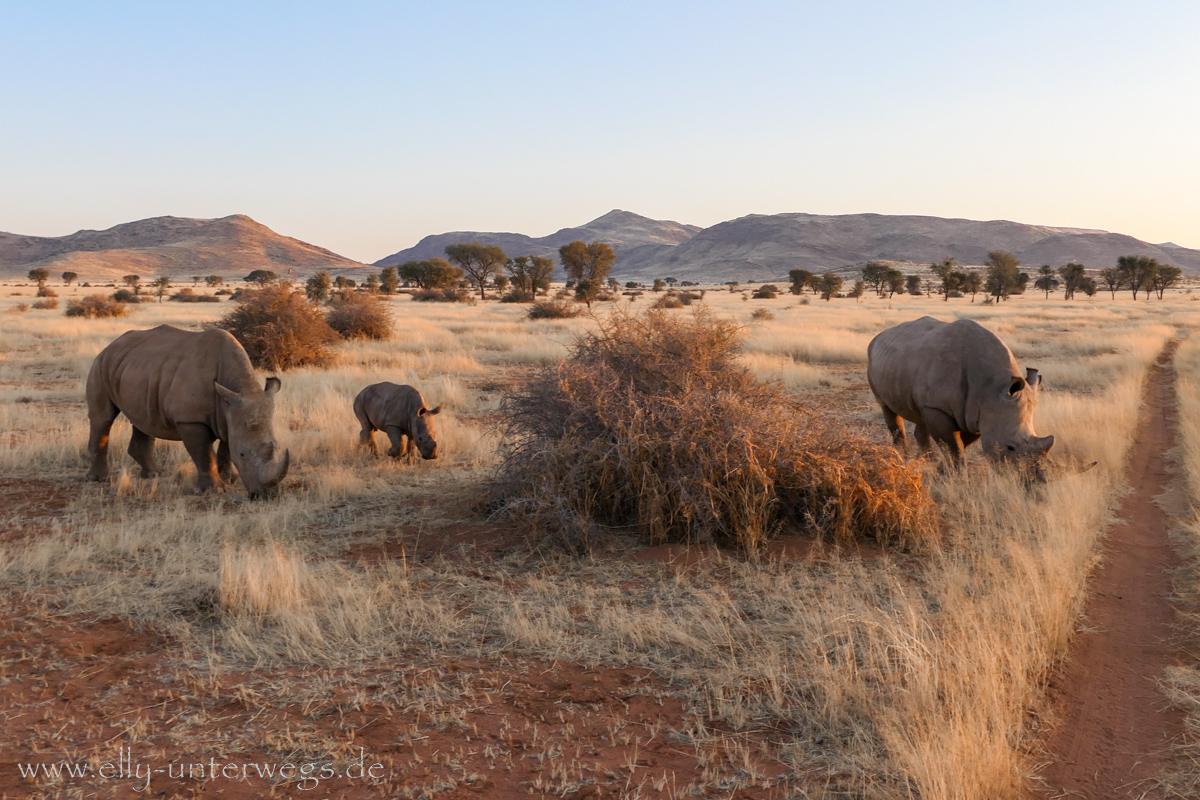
xmin=527 ymin=299 xmax=583 ymax=319
xmin=496 ymin=307 xmax=937 ymax=552
xmin=6 ymin=303 xmax=29 ymax=314
xmin=412 ymin=287 xmax=474 ymax=303
xmin=651 ymin=294 xmax=684 ymax=309
xmin=65 ymin=294 xmax=129 ymax=318
xmin=171 ymin=288 xmax=221 ymax=303
xmin=111 ymin=288 xmax=143 ymax=303
xmin=753 ymin=284 xmax=779 ymax=299
xmin=31 ymin=298 xmax=58 ymax=310
xmin=213 ymin=282 xmax=338 ymax=370
xmin=751 ymin=307 xmax=775 ymax=321
xmin=500 ymin=288 xmax=537 ymax=303
xmin=36 ymin=286 xmax=57 ymax=298
xmin=325 ymin=291 xmax=393 ymax=340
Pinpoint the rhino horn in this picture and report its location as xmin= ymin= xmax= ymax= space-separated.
xmin=268 ymin=449 xmax=290 ymax=485
xmin=1033 ymin=434 xmax=1054 ymax=454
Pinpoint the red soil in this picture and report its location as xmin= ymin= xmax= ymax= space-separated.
xmin=1037 ymin=342 xmax=1187 ymax=798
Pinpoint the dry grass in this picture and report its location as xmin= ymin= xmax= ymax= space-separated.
xmin=0 ymin=285 xmax=1194 ymax=797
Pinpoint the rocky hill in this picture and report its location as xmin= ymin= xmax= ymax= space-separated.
xmin=0 ymin=215 xmax=364 ymax=281
xmin=621 ymin=213 xmax=1200 ymax=282
xmin=374 ymin=209 xmax=701 ymax=268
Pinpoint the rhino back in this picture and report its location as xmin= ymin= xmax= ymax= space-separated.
xmin=868 ymin=317 xmax=1020 ymax=432
xmin=90 ymin=325 xmax=257 ymax=440
xmin=358 ymin=382 xmax=426 ymax=431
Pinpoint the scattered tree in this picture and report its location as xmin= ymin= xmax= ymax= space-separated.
xmin=905 ymin=274 xmax=922 ymax=296
xmin=399 ymin=258 xmax=463 ymax=291
xmin=984 ymin=251 xmax=1021 ymax=302
xmin=1034 ymin=265 xmax=1057 ymax=299
xmin=1058 ymin=262 xmax=1086 ymax=300
xmin=122 ymin=275 xmax=142 ymax=294
xmin=1079 ymin=277 xmax=1098 ymax=297
xmin=789 ymin=269 xmax=815 ymax=295
xmin=574 ymin=278 xmax=599 ymax=308
xmin=152 ymin=276 xmax=171 ymax=303
xmin=625 ymin=281 xmax=639 ymax=289
xmin=244 ymin=269 xmax=279 ymax=286
xmin=559 ymin=241 xmax=616 ymax=285
xmin=1152 ymin=264 xmax=1182 ymax=299
xmin=929 ymin=258 xmax=962 ymax=301
xmin=652 ymin=278 xmax=665 ymax=293
xmin=752 ymin=284 xmax=779 ymax=299
xmin=28 ymin=268 xmax=49 ymax=286
xmin=306 ymin=271 xmax=332 ymax=302
xmin=495 ymin=274 xmax=511 ymax=293
xmin=365 ymin=274 xmax=380 ymax=294
xmin=61 ymin=271 xmax=78 ymax=286
xmin=446 ymin=242 xmax=508 ymax=300
xmin=1117 ymin=255 xmax=1159 ymax=300
xmin=379 ymin=266 xmax=400 ymax=295
xmin=820 ymin=272 xmax=843 ymax=301
xmin=206 ymin=275 xmax=225 ymax=288
xmin=1098 ymin=267 xmax=1123 ymax=299
xmin=849 ymin=280 xmax=866 ymax=302
xmin=960 ymin=271 xmax=983 ymax=302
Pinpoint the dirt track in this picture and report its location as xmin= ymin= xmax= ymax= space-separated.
xmin=1039 ymin=342 xmax=1186 ymax=798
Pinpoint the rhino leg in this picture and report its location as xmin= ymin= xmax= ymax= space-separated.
xmin=384 ymin=426 xmax=406 ymax=459
xmin=217 ymin=439 xmax=233 ymax=481
xmin=86 ymin=402 xmax=119 ymax=482
xmin=127 ymin=427 xmax=159 ymax=478
xmin=178 ymin=422 xmax=221 ymax=493
xmin=879 ymin=403 xmax=907 ymax=451
xmin=922 ymin=407 xmax=967 ymax=466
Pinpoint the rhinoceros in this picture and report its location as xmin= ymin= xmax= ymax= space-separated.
xmin=866 ymin=316 xmax=1054 ymax=465
xmin=85 ymin=325 xmax=290 ymax=497
xmin=353 ymin=383 xmax=442 ymax=460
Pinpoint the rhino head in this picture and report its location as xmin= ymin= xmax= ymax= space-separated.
xmin=411 ymin=403 xmax=442 ymax=460
xmin=215 ymin=377 xmax=290 ymax=498
xmin=980 ymin=367 xmax=1055 ymax=464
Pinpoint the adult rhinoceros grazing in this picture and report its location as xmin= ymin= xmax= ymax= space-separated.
xmin=867 ymin=316 xmax=1054 ymax=466
xmin=354 ymin=383 xmax=442 ymax=460
xmin=85 ymin=325 xmax=290 ymax=498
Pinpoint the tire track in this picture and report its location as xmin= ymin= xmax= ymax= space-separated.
xmin=1038 ymin=341 xmax=1185 ymax=798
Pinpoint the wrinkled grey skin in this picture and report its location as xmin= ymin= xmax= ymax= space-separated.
xmin=354 ymin=382 xmax=442 ymax=460
xmin=86 ymin=325 xmax=290 ymax=498
xmin=867 ymin=316 xmax=1054 ymax=466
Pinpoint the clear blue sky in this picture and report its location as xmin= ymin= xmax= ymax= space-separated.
xmin=2 ymin=1 xmax=1198 ymax=262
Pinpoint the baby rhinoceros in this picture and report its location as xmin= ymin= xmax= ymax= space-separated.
xmin=354 ymin=383 xmax=443 ymax=460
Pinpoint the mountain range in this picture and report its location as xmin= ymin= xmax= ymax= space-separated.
xmin=0 ymin=215 xmax=362 ymax=281
xmin=3 ymin=210 xmax=1198 ymax=284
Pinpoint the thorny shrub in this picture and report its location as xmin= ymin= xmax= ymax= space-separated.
xmin=65 ymin=295 xmax=129 ymax=318
xmin=527 ymin=300 xmax=583 ymax=319
xmin=212 ymin=282 xmax=338 ymax=370
xmin=325 ymin=291 xmax=393 ymax=340
xmin=496 ymin=307 xmax=937 ymax=552
xmin=411 ymin=287 xmax=474 ymax=303
xmin=31 ymin=298 xmax=58 ymax=310
xmin=171 ymin=288 xmax=221 ymax=303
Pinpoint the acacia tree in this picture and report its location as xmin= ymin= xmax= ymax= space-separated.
xmin=1098 ymin=267 xmax=1123 ymax=299
xmin=849 ymin=280 xmax=866 ymax=302
xmin=1058 ymin=262 xmax=1086 ymax=299
xmin=929 ymin=258 xmax=961 ymax=301
xmin=206 ymin=275 xmax=225 ymax=288
xmin=1152 ymin=264 xmax=1182 ymax=299
xmin=446 ymin=243 xmax=507 ymax=299
xmin=984 ymin=251 xmax=1021 ymax=302
xmin=1034 ymin=265 xmax=1057 ymax=298
xmin=1117 ymin=255 xmax=1159 ymax=300
xmin=398 ymin=258 xmax=463 ymax=290
xmin=820 ymin=272 xmax=843 ymax=301
xmin=122 ymin=275 xmax=142 ymax=294
xmin=28 ymin=268 xmax=49 ymax=286
xmin=559 ymin=240 xmax=616 ymax=284
xmin=788 ymin=269 xmax=814 ymax=295
xmin=152 ymin=276 xmax=171 ymax=302
xmin=960 ymin=271 xmax=982 ymax=302
xmin=365 ymin=274 xmax=380 ymax=294
xmin=61 ymin=271 xmax=78 ymax=286
xmin=306 ymin=271 xmax=332 ymax=302
xmin=574 ymin=278 xmax=599 ymax=308
xmin=379 ymin=266 xmax=400 ymax=295
xmin=244 ymin=269 xmax=279 ymax=286
xmin=860 ymin=262 xmax=889 ymax=297
xmin=905 ymin=274 xmax=922 ymax=296
xmin=652 ymin=278 xmax=665 ymax=293
xmin=883 ymin=269 xmax=906 ymax=298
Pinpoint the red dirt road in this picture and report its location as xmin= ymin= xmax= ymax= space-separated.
xmin=1038 ymin=342 xmax=1186 ymax=798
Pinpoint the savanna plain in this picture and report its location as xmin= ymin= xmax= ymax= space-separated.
xmin=2 ymin=281 xmax=1200 ymax=800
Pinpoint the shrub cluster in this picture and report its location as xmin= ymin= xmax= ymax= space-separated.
xmin=111 ymin=289 xmax=143 ymax=303
xmin=752 ymin=284 xmax=779 ymax=299
xmin=36 ymin=286 xmax=57 ymax=298
xmin=65 ymin=295 xmax=129 ymax=318
xmin=212 ymin=283 xmax=338 ymax=370
xmin=325 ymin=291 xmax=393 ymax=340
xmin=171 ymin=288 xmax=221 ymax=303
xmin=496 ymin=308 xmax=937 ymax=552
xmin=411 ymin=287 xmax=474 ymax=303
xmin=527 ymin=299 xmax=584 ymax=319
xmin=31 ymin=298 xmax=58 ymax=310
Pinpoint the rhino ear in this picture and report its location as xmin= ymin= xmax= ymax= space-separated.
xmin=1008 ymin=377 xmax=1027 ymax=397
xmin=428 ymin=403 xmax=443 ymax=416
xmin=264 ymin=376 xmax=281 ymax=396
xmin=1025 ymin=368 xmax=1042 ymax=388
xmin=214 ymin=381 xmax=241 ymax=404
